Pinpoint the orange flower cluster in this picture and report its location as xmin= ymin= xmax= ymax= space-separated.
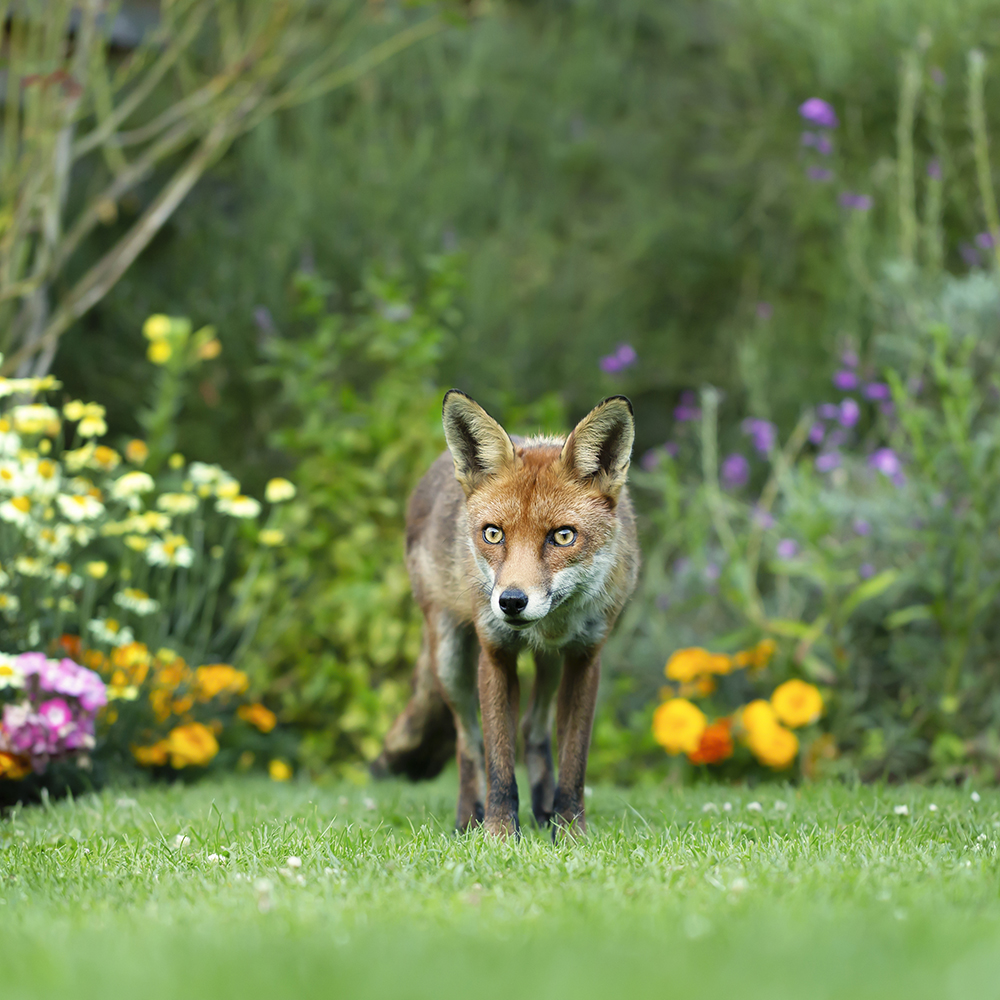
xmin=0 ymin=751 xmax=30 ymax=779
xmin=133 ymin=722 xmax=219 ymax=768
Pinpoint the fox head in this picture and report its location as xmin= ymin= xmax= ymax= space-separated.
xmin=442 ymin=389 xmax=634 ymax=630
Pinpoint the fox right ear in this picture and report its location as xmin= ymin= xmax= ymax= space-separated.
xmin=442 ymin=390 xmax=515 ymax=495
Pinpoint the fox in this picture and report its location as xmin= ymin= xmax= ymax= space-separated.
xmin=373 ymin=390 xmax=639 ymax=837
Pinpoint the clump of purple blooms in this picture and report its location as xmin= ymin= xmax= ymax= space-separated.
xmin=599 ymin=343 xmax=637 ymax=374
xmin=0 ymin=653 xmax=107 ymax=773
xmin=742 ymin=417 xmax=776 ymax=455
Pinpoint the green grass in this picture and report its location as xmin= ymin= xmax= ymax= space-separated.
xmin=2 ymin=774 xmax=1000 ymax=999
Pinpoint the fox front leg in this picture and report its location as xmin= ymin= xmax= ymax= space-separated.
xmin=552 ymin=647 xmax=601 ymax=838
xmin=477 ymin=644 xmax=521 ymax=838
xmin=522 ymin=651 xmax=561 ymax=828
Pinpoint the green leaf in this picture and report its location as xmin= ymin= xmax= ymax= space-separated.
xmin=840 ymin=570 xmax=899 ymax=619
xmin=884 ymin=604 xmax=934 ymax=630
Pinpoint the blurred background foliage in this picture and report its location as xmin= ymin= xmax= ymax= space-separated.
xmin=39 ymin=0 xmax=1000 ymax=780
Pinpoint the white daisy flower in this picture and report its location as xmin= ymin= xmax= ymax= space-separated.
xmin=110 ymin=471 xmax=155 ymax=509
xmin=0 ymin=460 xmax=25 ymax=494
xmin=0 ymin=593 xmax=20 ymax=617
xmin=0 ymin=654 xmax=24 ymax=689
xmin=157 ymin=493 xmax=198 ymax=516
xmin=11 ymin=404 xmax=60 ymax=436
xmin=265 ymin=478 xmax=296 ymax=503
xmin=113 ymin=588 xmax=160 ymax=616
xmin=146 ymin=533 xmax=195 ymax=568
xmin=30 ymin=523 xmax=72 ymax=557
xmin=0 ymin=495 xmax=31 ymax=526
xmin=23 ymin=457 xmax=61 ymax=498
xmin=15 ymin=556 xmax=48 ymax=577
xmin=217 ymin=495 xmax=261 ymax=519
xmin=88 ymin=617 xmax=134 ymax=647
xmin=56 ymin=492 xmax=104 ymax=522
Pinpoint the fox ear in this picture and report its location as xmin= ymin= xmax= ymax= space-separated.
xmin=442 ymin=389 xmax=515 ymax=495
xmin=560 ymin=395 xmax=634 ymax=501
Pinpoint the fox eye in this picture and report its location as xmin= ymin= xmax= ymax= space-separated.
xmin=552 ymin=527 xmax=577 ymax=547
xmin=482 ymin=525 xmax=504 ymax=545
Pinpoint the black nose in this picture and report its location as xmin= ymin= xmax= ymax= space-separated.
xmin=499 ymin=589 xmax=529 ymax=616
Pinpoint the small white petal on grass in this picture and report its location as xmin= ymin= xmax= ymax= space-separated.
xmin=729 ymin=877 xmax=748 ymax=893
xmin=972 ymin=791 xmax=982 ymax=803
xmin=584 ymin=786 xmax=593 ymax=798
xmin=207 ymin=853 xmax=222 ymax=862
xmin=363 ymin=797 xmax=376 ymax=811
xmin=286 ymin=855 xmax=302 ymax=869
xmin=773 ymin=801 xmax=788 ymax=812
xmin=173 ymin=834 xmax=191 ymax=848
xmin=723 ymin=802 xmax=732 ymax=812
xmin=747 ymin=802 xmax=763 ymax=813
xmin=701 ymin=803 xmax=718 ymax=813
xmin=894 ymin=805 xmax=910 ymax=816
xmin=929 ymin=803 xmax=938 ymax=812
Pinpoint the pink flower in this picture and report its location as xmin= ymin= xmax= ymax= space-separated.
xmin=799 ymin=98 xmax=839 ymax=129
xmin=39 ymin=698 xmax=73 ymax=731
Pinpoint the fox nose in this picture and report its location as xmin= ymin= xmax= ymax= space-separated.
xmin=498 ymin=588 xmax=529 ymax=616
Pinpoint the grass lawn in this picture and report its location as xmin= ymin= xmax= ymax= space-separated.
xmin=2 ymin=773 xmax=1000 ymax=999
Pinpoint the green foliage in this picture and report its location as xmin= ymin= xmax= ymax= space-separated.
xmin=244 ymin=257 xmax=463 ymax=773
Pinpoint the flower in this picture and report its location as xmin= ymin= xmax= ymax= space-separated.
xmin=143 ymin=315 xmax=173 ymax=340
xmin=976 ymin=231 xmax=995 ymax=250
xmin=748 ymin=723 xmax=799 ymax=769
xmin=799 ymin=98 xmax=839 ymax=129
xmin=125 ymin=439 xmax=150 ymax=464
xmin=110 ymin=471 xmax=155 ymax=506
xmin=741 ymin=418 xmax=776 ymax=455
xmin=0 ymin=656 xmax=24 ymax=689
xmin=815 ymin=452 xmax=840 ymax=473
xmin=265 ymin=478 xmax=296 ymax=503
xmin=868 ymin=447 xmax=902 ymax=478
xmin=0 ymin=495 xmax=31 ymax=525
xmin=91 ymin=446 xmax=120 ymax=471
xmin=838 ymin=398 xmax=860 ymax=427
xmin=217 ymin=495 xmax=261 ymax=519
xmin=88 ymin=617 xmax=134 ymax=647
xmin=238 ymin=703 xmax=277 ymax=733
xmin=832 ymin=370 xmax=858 ymax=391
xmin=839 ymin=192 xmax=872 ymax=211
xmin=599 ymin=344 xmax=638 ymax=374
xmin=859 ymin=562 xmax=875 ymax=579
xmin=927 ymin=158 xmax=942 ymax=181
xmin=146 ymin=534 xmax=194 ymax=568
xmin=687 ymin=719 xmax=734 ymax=765
xmin=739 ymin=699 xmax=778 ymax=735
xmin=148 ymin=340 xmax=172 ymax=365
xmin=164 ymin=723 xmax=219 ymax=768
xmin=15 ymin=556 xmax=47 ymax=577
xmin=132 ymin=741 xmax=168 ymax=767
xmin=113 ymin=588 xmax=159 ymax=616
xmin=863 ymin=382 xmax=891 ymax=401
xmin=85 ymin=561 xmax=108 ymax=579
xmin=665 ymin=647 xmax=730 ymax=682
xmin=197 ymin=338 xmax=222 ymax=360
xmin=756 ymin=301 xmax=773 ymax=321
xmin=56 ymin=493 xmax=104 ymax=522
xmin=652 ymin=698 xmax=707 ymax=755
xmin=720 ymin=453 xmax=749 ymax=489
xmin=806 ymin=166 xmax=833 ymax=182
xmin=771 ymin=679 xmax=823 ymax=727
xmin=269 ymin=759 xmax=292 ymax=782
xmin=194 ymin=664 xmax=249 ymax=701
xmin=157 ymin=492 xmax=198 ymax=515
xmin=776 ymin=538 xmax=799 ymax=559
xmin=0 ymin=752 xmax=30 ymax=778
xmin=38 ymin=698 xmax=73 ymax=731
xmin=259 ymin=529 xmax=286 ymax=547
xmin=12 ymin=405 xmax=60 ymax=436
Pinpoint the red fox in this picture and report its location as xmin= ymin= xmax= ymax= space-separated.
xmin=374 ymin=390 xmax=639 ymax=837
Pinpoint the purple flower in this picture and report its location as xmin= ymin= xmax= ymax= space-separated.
xmin=39 ymin=698 xmax=73 ymax=731
xmin=674 ymin=404 xmax=701 ymax=422
xmin=959 ymin=242 xmax=980 ymax=267
xmin=841 ymin=349 xmax=859 ymax=368
xmin=752 ymin=507 xmax=775 ymax=530
xmin=655 ymin=594 xmax=671 ymax=611
xmin=816 ymin=134 xmax=833 ymax=155
xmin=868 ymin=447 xmax=902 ymax=478
xmin=879 ymin=401 xmax=896 ymax=418
xmin=799 ymin=98 xmax=839 ymax=129
xmin=833 ymin=370 xmax=859 ymax=391
xmin=815 ymin=452 xmax=841 ymax=472
xmin=838 ymin=398 xmax=860 ymax=427
xmin=755 ymin=301 xmax=773 ymax=321
xmin=720 ymin=452 xmax=750 ymax=489
xmin=599 ymin=343 xmax=638 ymax=374
xmin=839 ymin=192 xmax=872 ymax=211
xmin=853 ymin=518 xmax=872 ymax=536
xmin=859 ymin=562 xmax=876 ymax=580
xmin=640 ymin=449 xmax=662 ymax=471
xmin=741 ymin=418 xmax=777 ymax=455
xmin=801 ymin=130 xmax=818 ymax=148
xmin=776 ymin=538 xmax=799 ymax=559
xmin=664 ymin=441 xmax=679 ymax=458
xmin=808 ymin=422 xmax=825 ymax=445
xmin=817 ymin=403 xmax=840 ymax=420
xmin=826 ymin=428 xmax=848 ymax=448
xmin=807 ymin=166 xmax=834 ymax=182
xmin=863 ymin=382 xmax=891 ymax=400
xmin=976 ymin=231 xmax=995 ymax=250
xmin=927 ymin=158 xmax=942 ymax=181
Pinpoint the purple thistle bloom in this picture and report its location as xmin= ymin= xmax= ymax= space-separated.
xmin=976 ymin=231 xmax=995 ymax=250
xmin=741 ymin=418 xmax=777 ymax=455
xmin=720 ymin=452 xmax=750 ymax=489
xmin=776 ymin=538 xmax=799 ymax=559
xmin=839 ymin=398 xmax=861 ymax=427
xmin=600 ymin=343 xmax=637 ymax=374
xmin=674 ymin=404 xmax=701 ymax=422
xmin=807 ymin=166 xmax=834 ymax=182
xmin=868 ymin=447 xmax=902 ymax=478
xmin=863 ymin=382 xmax=891 ymax=401
xmin=755 ymin=301 xmax=773 ymax=321
xmin=927 ymin=158 xmax=942 ymax=181
xmin=859 ymin=562 xmax=876 ymax=580
xmin=808 ymin=422 xmax=825 ymax=445
xmin=833 ymin=370 xmax=859 ymax=391
xmin=815 ymin=452 xmax=841 ymax=472
xmin=817 ymin=402 xmax=840 ymax=420
xmin=839 ymin=192 xmax=872 ymax=211
xmin=959 ymin=242 xmax=980 ymax=267
xmin=640 ymin=449 xmax=663 ymax=471
xmin=799 ymin=98 xmax=839 ymax=129
xmin=853 ymin=518 xmax=872 ymax=536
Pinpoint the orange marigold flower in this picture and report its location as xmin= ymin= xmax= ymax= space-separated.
xmin=0 ymin=752 xmax=30 ymax=779
xmin=733 ymin=649 xmax=753 ymax=669
xmin=652 ymin=698 xmax=707 ymax=755
xmin=748 ymin=723 xmax=799 ymax=769
xmin=771 ymin=679 xmax=823 ymax=728
xmin=665 ymin=647 xmax=711 ymax=682
xmin=752 ymin=638 xmax=777 ymax=669
xmin=704 ymin=653 xmax=733 ymax=675
xmin=165 ymin=722 xmax=219 ymax=768
xmin=738 ymin=699 xmax=778 ymax=737
xmin=82 ymin=649 xmax=105 ymax=670
xmin=238 ymin=702 xmax=277 ymax=733
xmin=132 ymin=741 xmax=168 ymax=767
xmin=171 ymin=694 xmax=195 ymax=716
xmin=125 ymin=439 xmax=150 ymax=464
xmin=194 ymin=664 xmax=249 ymax=701
xmin=150 ymin=688 xmax=173 ymax=723
xmin=687 ymin=718 xmax=734 ymax=765
xmin=58 ymin=634 xmax=82 ymax=661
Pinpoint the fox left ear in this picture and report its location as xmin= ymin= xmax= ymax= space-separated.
xmin=560 ymin=395 xmax=634 ymax=502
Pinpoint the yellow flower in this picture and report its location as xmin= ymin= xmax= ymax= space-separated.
xmin=143 ymin=315 xmax=172 ymax=341
xmin=111 ymin=471 xmax=155 ymax=503
xmin=269 ymin=759 xmax=292 ymax=782
xmin=197 ymin=338 xmax=222 ymax=360
xmin=164 ymin=722 xmax=219 ymax=768
xmin=157 ymin=493 xmax=198 ymax=516
xmin=652 ymin=698 xmax=707 ymax=755
xmin=752 ymin=638 xmax=777 ymax=669
xmin=217 ymin=495 xmax=261 ymax=519
xmin=63 ymin=400 xmax=85 ymax=421
xmin=12 ymin=404 xmax=60 ymax=436
xmin=238 ymin=702 xmax=277 ymax=733
xmin=771 ymin=679 xmax=823 ymax=728
xmin=665 ymin=648 xmax=711 ymax=682
xmin=748 ymin=723 xmax=799 ymax=769
xmin=739 ymin=699 xmax=778 ymax=736
xmin=92 ymin=446 xmax=120 ymax=471
xmin=215 ymin=479 xmax=241 ymax=499
xmin=124 ymin=534 xmax=149 ymax=552
xmin=148 ymin=340 xmax=172 ymax=365
xmin=194 ymin=664 xmax=249 ymax=701
xmin=85 ymin=561 xmax=108 ymax=579
xmin=125 ymin=440 xmax=150 ymax=464
xmin=0 ymin=751 xmax=31 ymax=779
xmin=168 ymin=453 xmax=185 ymax=470
xmin=265 ymin=478 xmax=296 ymax=503
xmin=259 ymin=528 xmax=285 ymax=547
